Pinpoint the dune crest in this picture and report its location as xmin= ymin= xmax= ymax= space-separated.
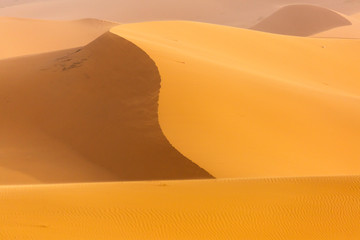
xmin=0 ymin=31 xmax=212 ymax=184
xmin=0 ymin=17 xmax=117 ymax=60
xmin=251 ymin=4 xmax=352 ymax=36
xmin=112 ymin=21 xmax=360 ymax=178
xmin=2 ymin=0 xmax=360 ymax=28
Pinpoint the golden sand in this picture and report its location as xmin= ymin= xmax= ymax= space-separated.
xmin=1 ymin=176 xmax=359 ymax=239
xmin=112 ymin=21 xmax=360 ymax=178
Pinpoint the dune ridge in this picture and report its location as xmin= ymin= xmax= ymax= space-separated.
xmin=0 ymin=17 xmax=117 ymax=60
xmin=1 ymin=0 xmax=360 ymax=28
xmin=1 ymin=176 xmax=359 ymax=239
xmin=313 ymin=15 xmax=360 ymax=38
xmin=112 ymin=21 xmax=360 ymax=178
xmin=0 ymin=31 xmax=212 ymax=184
xmin=251 ymin=4 xmax=352 ymax=36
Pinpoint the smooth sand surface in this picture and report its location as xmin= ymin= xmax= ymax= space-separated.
xmin=251 ymin=4 xmax=352 ymax=36
xmin=353 ymin=12 xmax=360 ymax=20
xmin=1 ymin=7 xmax=359 ymax=240
xmin=1 ymin=176 xmax=359 ymax=239
xmin=0 ymin=17 xmax=116 ymax=60
xmin=0 ymin=31 xmax=211 ymax=184
xmin=312 ymin=16 xmax=360 ymax=38
xmin=112 ymin=21 xmax=360 ymax=178
xmin=1 ymin=0 xmax=360 ymax=28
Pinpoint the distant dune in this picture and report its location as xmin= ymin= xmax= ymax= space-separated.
xmin=353 ymin=12 xmax=360 ymax=20
xmin=0 ymin=2 xmax=360 ymax=239
xmin=0 ymin=17 xmax=116 ymax=60
xmin=251 ymin=5 xmax=352 ymax=36
xmin=313 ymin=17 xmax=360 ymax=38
xmin=1 ymin=0 xmax=360 ymax=28
xmin=112 ymin=21 xmax=360 ymax=178
xmin=0 ymin=31 xmax=212 ymax=184
xmin=1 ymin=176 xmax=359 ymax=239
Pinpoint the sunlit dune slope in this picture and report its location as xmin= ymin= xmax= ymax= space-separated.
xmin=112 ymin=21 xmax=360 ymax=178
xmin=0 ymin=32 xmax=212 ymax=184
xmin=1 ymin=176 xmax=359 ymax=239
xmin=251 ymin=4 xmax=351 ymax=36
xmin=1 ymin=0 xmax=360 ymax=28
xmin=0 ymin=17 xmax=116 ymax=59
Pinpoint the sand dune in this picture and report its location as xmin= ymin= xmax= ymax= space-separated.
xmin=353 ymin=12 xmax=360 ymax=20
xmin=112 ymin=21 xmax=360 ymax=178
xmin=0 ymin=31 xmax=211 ymax=184
xmin=0 ymin=0 xmax=48 ymax=8
xmin=312 ymin=17 xmax=360 ymax=38
xmin=1 ymin=176 xmax=359 ymax=239
xmin=251 ymin=4 xmax=352 ymax=36
xmin=0 ymin=17 xmax=116 ymax=60
xmin=1 ymin=0 xmax=360 ymax=28
xmin=0 ymin=2 xmax=359 ymax=239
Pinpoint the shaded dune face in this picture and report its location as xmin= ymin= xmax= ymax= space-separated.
xmin=112 ymin=22 xmax=360 ymax=179
xmin=251 ymin=4 xmax=352 ymax=36
xmin=0 ymin=32 xmax=212 ymax=184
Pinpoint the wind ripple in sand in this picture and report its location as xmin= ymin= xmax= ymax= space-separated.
xmin=0 ymin=176 xmax=359 ymax=239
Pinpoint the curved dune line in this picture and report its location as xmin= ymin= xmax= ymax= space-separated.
xmin=111 ymin=21 xmax=360 ymax=178
xmin=313 ymin=15 xmax=360 ymax=38
xmin=251 ymin=4 xmax=352 ymax=36
xmin=0 ymin=17 xmax=117 ymax=60
xmin=2 ymin=0 xmax=360 ymax=28
xmin=0 ymin=31 xmax=212 ymax=184
xmin=0 ymin=176 xmax=359 ymax=239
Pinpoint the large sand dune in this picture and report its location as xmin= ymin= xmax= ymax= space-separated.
xmin=1 ymin=176 xmax=359 ymax=239
xmin=0 ymin=5 xmax=359 ymax=239
xmin=112 ymin=21 xmax=360 ymax=178
xmin=1 ymin=0 xmax=360 ymax=28
xmin=0 ymin=31 xmax=211 ymax=184
xmin=251 ymin=4 xmax=352 ymax=36
xmin=0 ymin=17 xmax=116 ymax=60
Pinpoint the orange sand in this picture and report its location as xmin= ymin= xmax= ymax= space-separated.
xmin=0 ymin=31 xmax=211 ymax=184
xmin=1 ymin=176 xmax=359 ymax=239
xmin=1 ymin=4 xmax=360 ymax=239
xmin=0 ymin=17 xmax=116 ymax=60
xmin=112 ymin=21 xmax=360 ymax=178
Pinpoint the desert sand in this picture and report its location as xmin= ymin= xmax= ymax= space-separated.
xmin=0 ymin=1 xmax=360 ymax=239
xmin=1 ymin=0 xmax=360 ymax=27
xmin=0 ymin=17 xmax=116 ymax=59
xmin=251 ymin=4 xmax=352 ymax=36
xmin=1 ymin=176 xmax=359 ymax=239
xmin=0 ymin=32 xmax=211 ymax=184
xmin=112 ymin=21 xmax=360 ymax=178
xmin=313 ymin=17 xmax=360 ymax=38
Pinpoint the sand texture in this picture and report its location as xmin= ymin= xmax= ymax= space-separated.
xmin=112 ymin=21 xmax=360 ymax=178
xmin=0 ymin=31 xmax=212 ymax=184
xmin=1 ymin=2 xmax=360 ymax=239
xmin=1 ymin=176 xmax=359 ymax=239
xmin=1 ymin=0 xmax=360 ymax=28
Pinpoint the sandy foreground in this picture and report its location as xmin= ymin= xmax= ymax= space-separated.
xmin=1 ymin=1 xmax=360 ymax=239
xmin=1 ymin=176 xmax=360 ymax=239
